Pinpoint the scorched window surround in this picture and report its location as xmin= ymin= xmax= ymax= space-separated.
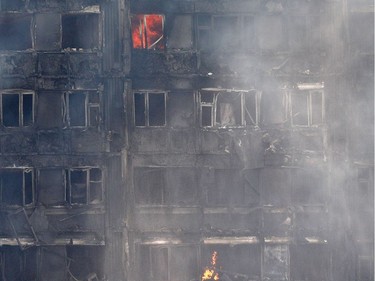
xmin=131 ymin=14 xmax=164 ymax=50
xmin=199 ymin=90 xmax=260 ymax=128
xmin=0 ymin=90 xmax=34 ymax=128
xmin=134 ymin=91 xmax=166 ymax=127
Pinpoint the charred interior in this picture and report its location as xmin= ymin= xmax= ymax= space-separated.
xmin=0 ymin=0 xmax=372 ymax=280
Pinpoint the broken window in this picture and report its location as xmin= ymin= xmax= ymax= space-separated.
xmin=131 ymin=14 xmax=164 ymax=50
xmin=207 ymin=169 xmax=259 ymax=206
xmin=263 ymin=245 xmax=289 ymax=281
xmin=0 ymin=168 xmax=34 ymax=206
xmin=65 ymin=91 xmax=100 ymax=128
xmin=138 ymin=244 xmax=198 ymax=281
xmin=134 ymin=167 xmax=198 ymax=206
xmin=38 ymin=168 xmax=66 ymax=206
xmin=0 ymin=246 xmax=37 ymax=281
xmin=201 ymin=244 xmax=261 ymax=280
xmin=290 ymin=245 xmax=329 ymax=281
xmin=291 ymin=88 xmax=324 ymax=126
xmin=134 ymin=92 xmax=166 ymax=127
xmin=62 ymin=13 xmax=100 ymax=49
xmin=200 ymin=90 xmax=259 ymax=128
xmin=0 ymin=15 xmax=32 ymax=50
xmin=196 ymin=15 xmax=256 ymax=52
xmin=67 ymin=246 xmax=104 ymax=280
xmin=1 ymin=90 xmax=34 ymax=127
xmin=66 ymin=167 xmax=103 ymax=205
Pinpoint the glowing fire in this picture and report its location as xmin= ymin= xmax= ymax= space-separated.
xmin=201 ymin=251 xmax=220 ymax=281
xmin=131 ymin=14 xmax=164 ymax=49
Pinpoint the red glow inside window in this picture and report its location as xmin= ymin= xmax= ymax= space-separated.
xmin=131 ymin=14 xmax=164 ymax=50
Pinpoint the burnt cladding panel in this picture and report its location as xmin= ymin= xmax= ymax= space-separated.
xmin=35 ymin=14 xmax=61 ymax=50
xmin=37 ymin=92 xmax=63 ymax=128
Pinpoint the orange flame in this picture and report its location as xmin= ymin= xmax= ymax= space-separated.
xmin=201 ymin=251 xmax=219 ymax=281
xmin=131 ymin=14 xmax=164 ymax=49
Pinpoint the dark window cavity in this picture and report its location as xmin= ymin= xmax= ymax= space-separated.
xmin=197 ymin=15 xmax=256 ymax=52
xmin=62 ymin=13 xmax=99 ymax=49
xmin=291 ymin=89 xmax=324 ymax=126
xmin=134 ymin=167 xmax=198 ymax=206
xmin=1 ymin=91 xmax=34 ymax=127
xmin=134 ymin=92 xmax=166 ymax=127
xmin=200 ymin=90 xmax=260 ymax=128
xmin=66 ymin=91 xmax=100 ymax=128
xmin=0 ymin=15 xmax=32 ymax=50
xmin=67 ymin=246 xmax=104 ymax=280
xmin=0 ymin=168 xmax=34 ymax=206
xmin=131 ymin=14 xmax=164 ymax=50
xmin=67 ymin=167 xmax=103 ymax=205
xmin=0 ymin=247 xmax=37 ymax=281
xmin=138 ymin=245 xmax=198 ymax=281
xmin=207 ymin=169 xmax=259 ymax=206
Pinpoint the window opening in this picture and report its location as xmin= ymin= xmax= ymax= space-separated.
xmin=66 ymin=91 xmax=100 ymax=128
xmin=291 ymin=89 xmax=324 ymax=126
xmin=197 ymin=15 xmax=255 ymax=52
xmin=200 ymin=90 xmax=259 ymax=127
xmin=62 ymin=14 xmax=99 ymax=49
xmin=134 ymin=92 xmax=166 ymax=127
xmin=131 ymin=14 xmax=164 ymax=50
xmin=0 ymin=168 xmax=34 ymax=206
xmin=1 ymin=91 xmax=34 ymax=127
xmin=67 ymin=168 xmax=103 ymax=205
xmin=139 ymin=244 xmax=198 ymax=281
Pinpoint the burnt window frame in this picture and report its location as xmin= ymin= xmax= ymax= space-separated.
xmin=289 ymin=84 xmax=325 ymax=127
xmin=199 ymin=90 xmax=260 ymax=128
xmin=0 ymin=168 xmax=34 ymax=207
xmin=133 ymin=91 xmax=167 ymax=127
xmin=137 ymin=242 xmax=199 ymax=281
xmin=131 ymin=14 xmax=165 ymax=50
xmin=66 ymin=167 xmax=103 ymax=206
xmin=0 ymin=90 xmax=35 ymax=128
xmin=64 ymin=91 xmax=101 ymax=128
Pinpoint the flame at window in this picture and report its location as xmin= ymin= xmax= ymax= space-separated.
xmin=131 ymin=14 xmax=164 ymax=49
xmin=201 ymin=251 xmax=220 ymax=281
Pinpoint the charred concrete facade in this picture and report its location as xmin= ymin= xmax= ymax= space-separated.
xmin=0 ymin=0 xmax=126 ymax=280
xmin=0 ymin=0 xmax=372 ymax=281
xmin=126 ymin=1 xmax=373 ymax=281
